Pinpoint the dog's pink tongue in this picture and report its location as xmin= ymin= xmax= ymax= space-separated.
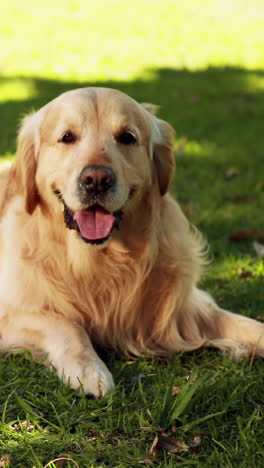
xmin=74 ymin=207 xmax=115 ymax=240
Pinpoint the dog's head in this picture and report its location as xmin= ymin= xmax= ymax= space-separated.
xmin=15 ymin=88 xmax=175 ymax=245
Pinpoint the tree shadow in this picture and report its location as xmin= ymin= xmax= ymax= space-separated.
xmin=1 ymin=66 xmax=264 ymax=149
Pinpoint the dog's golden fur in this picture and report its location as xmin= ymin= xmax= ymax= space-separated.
xmin=0 ymin=88 xmax=263 ymax=397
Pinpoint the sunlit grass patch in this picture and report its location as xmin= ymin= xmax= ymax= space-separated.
xmin=0 ymin=79 xmax=36 ymax=103
xmin=2 ymin=0 xmax=264 ymax=82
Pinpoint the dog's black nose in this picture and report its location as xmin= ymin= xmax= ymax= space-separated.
xmin=79 ymin=165 xmax=115 ymax=193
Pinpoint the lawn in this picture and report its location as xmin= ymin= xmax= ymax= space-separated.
xmin=0 ymin=1 xmax=264 ymax=466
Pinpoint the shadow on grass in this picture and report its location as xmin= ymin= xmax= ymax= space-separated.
xmin=1 ymin=66 xmax=264 ymax=150
xmin=0 ymin=66 xmax=263 ymax=252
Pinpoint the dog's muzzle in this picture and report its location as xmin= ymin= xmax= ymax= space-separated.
xmin=53 ymin=164 xmax=123 ymax=245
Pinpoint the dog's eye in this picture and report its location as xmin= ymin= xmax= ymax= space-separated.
xmin=116 ymin=131 xmax=137 ymax=145
xmin=60 ymin=131 xmax=76 ymax=144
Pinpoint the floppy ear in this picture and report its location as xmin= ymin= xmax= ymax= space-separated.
xmin=152 ymin=119 xmax=175 ymax=195
xmin=141 ymin=104 xmax=175 ymax=196
xmin=14 ymin=112 xmax=41 ymax=214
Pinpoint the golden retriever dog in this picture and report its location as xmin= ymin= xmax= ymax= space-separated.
xmin=0 ymin=88 xmax=263 ymax=397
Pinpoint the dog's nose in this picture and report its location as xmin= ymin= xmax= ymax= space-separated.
xmin=79 ymin=165 xmax=115 ymax=193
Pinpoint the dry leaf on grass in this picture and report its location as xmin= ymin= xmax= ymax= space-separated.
xmin=225 ymin=167 xmax=239 ymax=179
xmin=149 ymin=434 xmax=189 ymax=457
xmin=229 ymin=229 xmax=264 ymax=242
xmin=227 ymin=194 xmax=249 ymax=202
xmin=0 ymin=455 xmax=11 ymax=468
xmin=190 ymin=435 xmax=202 ymax=447
xmin=231 ymin=91 xmax=255 ymax=101
xmin=238 ymin=270 xmax=253 ymax=279
xmin=9 ymin=420 xmax=34 ymax=432
xmin=149 ymin=435 xmax=160 ymax=457
xmin=172 ymin=386 xmax=181 ymax=396
xmin=231 ymin=266 xmax=253 ymax=279
xmin=139 ymin=457 xmax=154 ymax=465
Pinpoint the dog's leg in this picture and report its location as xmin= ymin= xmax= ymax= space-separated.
xmin=178 ymin=288 xmax=264 ymax=358
xmin=0 ymin=309 xmax=114 ymax=396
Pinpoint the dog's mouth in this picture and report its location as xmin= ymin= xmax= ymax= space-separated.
xmin=53 ymin=187 xmax=134 ymax=245
xmin=62 ymin=201 xmax=123 ymax=245
xmin=74 ymin=205 xmax=123 ymax=244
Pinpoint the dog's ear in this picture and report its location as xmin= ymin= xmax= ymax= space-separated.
xmin=14 ymin=112 xmax=41 ymax=214
xmin=141 ymin=104 xmax=175 ymax=196
xmin=152 ymin=119 xmax=175 ymax=195
xmin=140 ymin=102 xmax=159 ymax=115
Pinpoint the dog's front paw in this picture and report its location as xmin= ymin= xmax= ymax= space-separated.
xmin=56 ymin=358 xmax=114 ymax=397
xmin=78 ymin=360 xmax=115 ymax=397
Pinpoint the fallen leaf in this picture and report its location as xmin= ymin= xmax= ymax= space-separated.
xmin=216 ymin=282 xmax=228 ymax=289
xmin=0 ymin=455 xmax=11 ymax=468
xmin=190 ymin=435 xmax=201 ymax=447
xmin=139 ymin=457 xmax=153 ymax=465
xmin=253 ymin=241 xmax=264 ymax=258
xmin=9 ymin=423 xmax=20 ymax=431
xmin=231 ymin=266 xmax=254 ymax=279
xmin=231 ymin=91 xmax=255 ymax=101
xmin=9 ymin=420 xmax=34 ymax=432
xmin=86 ymin=437 xmax=97 ymax=443
xmin=229 ymin=229 xmax=264 ymax=242
xmin=54 ymin=460 xmax=65 ymax=468
xmin=172 ymin=386 xmax=181 ymax=396
xmin=149 ymin=434 xmax=189 ymax=457
xmin=149 ymin=435 xmax=159 ymax=457
xmin=239 ymin=270 xmax=253 ymax=279
xmin=154 ymin=426 xmax=164 ymax=432
xmin=227 ymin=194 xmax=249 ymax=202
xmin=168 ymin=440 xmax=189 ymax=453
xmin=107 ymin=434 xmax=118 ymax=446
xmin=225 ymin=167 xmax=239 ymax=179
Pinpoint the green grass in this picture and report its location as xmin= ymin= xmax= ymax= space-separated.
xmin=0 ymin=1 xmax=264 ymax=466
